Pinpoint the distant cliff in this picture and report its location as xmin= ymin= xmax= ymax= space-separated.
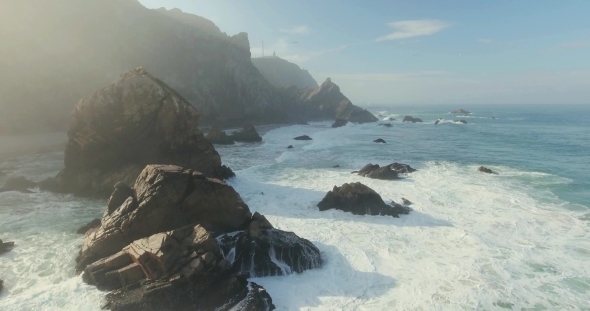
xmin=280 ymin=78 xmax=378 ymax=123
xmin=252 ymin=57 xmax=318 ymax=89
xmin=0 ymin=0 xmax=283 ymax=134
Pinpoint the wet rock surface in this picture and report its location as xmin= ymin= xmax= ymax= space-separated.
xmin=77 ymin=165 xmax=320 ymax=310
xmin=331 ymin=119 xmax=348 ymax=128
xmin=479 ymin=166 xmax=493 ymax=174
xmin=403 ymin=116 xmax=423 ymax=123
xmin=294 ymin=135 xmax=313 ymax=141
xmin=353 ymin=163 xmax=416 ymax=180
xmin=317 ymin=182 xmax=410 ymax=217
xmin=0 ymin=239 xmax=15 ymax=255
xmin=373 ymin=139 xmax=386 ymax=144
xmin=77 ymin=219 xmax=102 ymax=235
xmin=40 ymin=68 xmax=228 ymax=198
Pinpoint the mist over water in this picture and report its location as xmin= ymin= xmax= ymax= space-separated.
xmin=1 ymin=104 xmax=589 ymax=310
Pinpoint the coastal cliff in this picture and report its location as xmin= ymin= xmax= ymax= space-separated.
xmin=252 ymin=57 xmax=318 ymax=89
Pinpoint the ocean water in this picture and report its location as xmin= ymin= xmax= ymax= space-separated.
xmin=1 ymin=104 xmax=589 ymax=310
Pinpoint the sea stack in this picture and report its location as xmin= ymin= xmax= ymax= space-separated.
xmin=39 ymin=68 xmax=232 ymax=198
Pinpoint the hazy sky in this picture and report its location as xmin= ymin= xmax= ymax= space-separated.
xmin=139 ymin=0 xmax=590 ymax=105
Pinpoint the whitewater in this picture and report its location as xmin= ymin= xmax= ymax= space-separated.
xmin=1 ymin=104 xmax=589 ymax=310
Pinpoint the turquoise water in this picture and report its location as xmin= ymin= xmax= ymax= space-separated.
xmin=1 ymin=104 xmax=589 ymax=310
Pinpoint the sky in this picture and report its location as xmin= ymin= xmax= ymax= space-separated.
xmin=138 ymin=0 xmax=590 ymax=105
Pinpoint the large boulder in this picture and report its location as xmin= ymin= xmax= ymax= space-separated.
xmin=0 ymin=239 xmax=15 ymax=255
xmin=230 ymin=125 xmax=263 ymax=142
xmin=479 ymin=166 xmax=493 ymax=174
xmin=353 ymin=162 xmax=416 ymax=180
xmin=76 ymin=165 xmax=252 ymax=272
xmin=77 ymin=164 xmax=321 ymax=310
xmin=451 ymin=109 xmax=471 ymax=115
xmin=206 ymin=126 xmax=235 ymax=145
xmin=41 ymin=68 xmax=228 ymax=198
xmin=403 ymin=116 xmax=423 ymax=123
xmin=0 ymin=176 xmax=37 ymax=193
xmin=317 ymin=183 xmax=410 ymax=217
xmin=293 ymin=135 xmax=312 ymax=141
xmin=217 ymin=213 xmax=322 ymax=278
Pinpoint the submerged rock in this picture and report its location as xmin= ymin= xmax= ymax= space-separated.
xmin=435 ymin=118 xmax=443 ymax=125
xmin=378 ymin=123 xmax=393 ymax=127
xmin=403 ymin=116 xmax=423 ymax=123
xmin=206 ymin=126 xmax=235 ymax=145
xmin=0 ymin=176 xmax=36 ymax=193
xmin=40 ymin=68 xmax=227 ymax=198
xmin=401 ymin=198 xmax=412 ymax=206
xmin=287 ymin=145 xmax=294 ymax=149
xmin=0 ymin=239 xmax=15 ymax=254
xmin=354 ymin=162 xmax=416 ymax=180
xmin=479 ymin=166 xmax=493 ymax=174
xmin=76 ymin=219 xmax=101 ymax=235
xmin=373 ymin=139 xmax=386 ymax=144
xmin=317 ymin=183 xmax=410 ymax=217
xmin=331 ymin=119 xmax=348 ymax=128
xmin=293 ymin=135 xmax=312 ymax=141
xmin=451 ymin=109 xmax=471 ymax=115
xmin=333 ymin=165 xmax=341 ymax=168
xmin=230 ymin=124 xmax=263 ymax=142
xmin=454 ymin=120 xmax=468 ymax=124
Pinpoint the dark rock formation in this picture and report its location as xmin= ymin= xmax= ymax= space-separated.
xmin=287 ymin=145 xmax=294 ymax=149
xmin=378 ymin=123 xmax=393 ymax=127
xmin=373 ymin=139 xmax=386 ymax=144
xmin=230 ymin=125 xmax=263 ymax=142
xmin=39 ymin=68 xmax=229 ymax=198
xmin=451 ymin=109 xmax=471 ymax=115
xmin=479 ymin=166 xmax=493 ymax=174
xmin=77 ymin=164 xmax=320 ymax=311
xmin=0 ymin=239 xmax=15 ymax=255
xmin=401 ymin=198 xmax=412 ymax=206
xmin=435 ymin=118 xmax=443 ymax=125
xmin=0 ymin=279 xmax=3 ymax=292
xmin=317 ymin=183 xmax=410 ymax=217
xmin=279 ymin=78 xmax=378 ymax=124
xmin=217 ymin=213 xmax=322 ymax=278
xmin=206 ymin=126 xmax=235 ymax=145
xmin=403 ymin=116 xmax=423 ymax=123
xmin=251 ymin=57 xmax=318 ymax=89
xmin=454 ymin=120 xmax=468 ymax=124
xmin=0 ymin=176 xmax=37 ymax=193
xmin=354 ymin=162 xmax=416 ymax=180
xmin=333 ymin=165 xmax=341 ymax=168
xmin=331 ymin=119 xmax=348 ymax=128
xmin=294 ymin=135 xmax=313 ymax=141
xmin=77 ymin=219 xmax=102 ymax=235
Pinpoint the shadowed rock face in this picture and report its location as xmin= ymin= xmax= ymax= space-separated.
xmin=206 ymin=126 xmax=235 ymax=145
xmin=41 ymin=68 xmax=230 ymax=197
xmin=317 ymin=182 xmax=410 ymax=217
xmin=331 ymin=119 xmax=348 ymax=128
xmin=0 ymin=239 xmax=15 ymax=255
xmin=75 ymin=165 xmax=251 ymax=272
xmin=251 ymin=57 xmax=318 ymax=89
xmin=77 ymin=164 xmax=321 ymax=310
xmin=230 ymin=125 xmax=263 ymax=142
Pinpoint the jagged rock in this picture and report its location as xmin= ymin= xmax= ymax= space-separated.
xmin=403 ymin=116 xmax=423 ymax=123
xmin=454 ymin=120 xmax=468 ymax=124
xmin=479 ymin=166 xmax=493 ymax=174
xmin=217 ymin=227 xmax=322 ymax=278
xmin=39 ymin=68 xmax=227 ymax=198
xmin=435 ymin=118 xmax=443 ymax=125
xmin=401 ymin=198 xmax=412 ymax=206
xmin=451 ymin=109 xmax=471 ymax=115
xmin=77 ymin=219 xmax=102 ymax=235
xmin=287 ymin=145 xmax=294 ymax=149
xmin=279 ymin=78 xmax=378 ymax=124
xmin=373 ymin=139 xmax=386 ymax=144
xmin=378 ymin=123 xmax=393 ymax=127
xmin=317 ymin=183 xmax=410 ymax=217
xmin=0 ymin=239 xmax=15 ymax=255
xmin=206 ymin=126 xmax=235 ymax=145
xmin=331 ymin=119 xmax=348 ymax=128
xmin=294 ymin=135 xmax=312 ymax=141
xmin=0 ymin=176 xmax=37 ymax=193
xmin=213 ymin=165 xmax=236 ymax=180
xmin=354 ymin=162 xmax=416 ymax=180
xmin=76 ymin=165 xmax=252 ymax=272
xmin=230 ymin=125 xmax=262 ymax=142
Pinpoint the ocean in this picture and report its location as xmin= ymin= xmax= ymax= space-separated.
xmin=1 ymin=104 xmax=589 ymax=310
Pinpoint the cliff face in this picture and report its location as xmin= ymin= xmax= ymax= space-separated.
xmin=252 ymin=57 xmax=318 ymax=89
xmin=44 ymin=68 xmax=229 ymax=197
xmin=0 ymin=0 xmax=283 ymax=134
xmin=280 ymin=78 xmax=378 ymax=123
